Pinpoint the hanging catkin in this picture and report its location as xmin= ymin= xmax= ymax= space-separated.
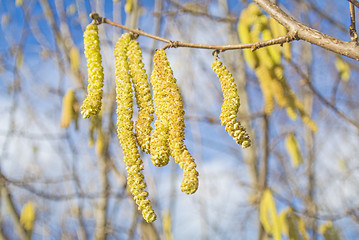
xmin=212 ymin=60 xmax=251 ymax=148
xmin=81 ymin=24 xmax=104 ymax=118
xmin=151 ymin=49 xmax=199 ymax=194
xmin=114 ymin=33 xmax=156 ymax=223
xmin=127 ymin=39 xmax=154 ymax=154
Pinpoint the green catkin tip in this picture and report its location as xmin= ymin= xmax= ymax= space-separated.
xmin=114 ymin=33 xmax=156 ymax=222
xmin=211 ymin=60 xmax=251 ymax=148
xmin=81 ymin=24 xmax=104 ymax=118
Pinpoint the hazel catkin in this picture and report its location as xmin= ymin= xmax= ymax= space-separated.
xmin=149 ymin=50 xmax=171 ymax=167
xmin=151 ymin=49 xmax=199 ymax=194
xmin=81 ymin=24 xmax=104 ymax=118
xmin=127 ymin=39 xmax=154 ymax=154
xmin=212 ymin=60 xmax=251 ymax=148
xmin=114 ymin=33 xmax=156 ymax=223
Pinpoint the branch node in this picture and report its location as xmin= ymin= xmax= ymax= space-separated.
xmin=212 ymin=50 xmax=220 ymax=60
xmin=287 ymin=31 xmax=299 ymax=42
xmin=162 ymin=41 xmax=179 ymax=50
xmin=131 ymin=32 xmax=140 ymax=39
xmin=89 ymin=12 xmax=104 ymax=25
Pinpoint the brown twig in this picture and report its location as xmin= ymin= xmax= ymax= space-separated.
xmin=166 ymin=0 xmax=237 ymax=23
xmin=287 ymin=58 xmax=359 ymax=130
xmin=253 ymin=0 xmax=359 ymax=60
xmin=348 ymin=0 xmax=359 ymax=9
xmin=90 ymin=12 xmax=296 ymax=52
xmin=349 ymin=2 xmax=358 ymax=42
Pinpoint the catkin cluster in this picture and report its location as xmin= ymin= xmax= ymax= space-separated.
xmin=81 ymin=24 xmax=104 ymax=118
xmin=212 ymin=60 xmax=251 ymax=148
xmin=151 ymin=49 xmax=199 ymax=194
xmin=114 ymin=33 xmax=156 ymax=223
xmin=127 ymin=39 xmax=155 ymax=153
xmin=238 ymin=3 xmax=317 ymax=132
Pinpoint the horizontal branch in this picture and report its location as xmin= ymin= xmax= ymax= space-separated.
xmin=253 ymin=0 xmax=359 ymax=61
xmin=89 ymin=12 xmax=296 ymax=52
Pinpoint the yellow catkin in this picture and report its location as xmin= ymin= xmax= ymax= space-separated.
xmin=270 ymin=66 xmax=288 ymax=107
xmin=149 ymin=50 xmax=171 ymax=167
xmin=151 ymin=49 xmax=199 ymax=194
xmin=127 ymin=39 xmax=154 ymax=153
xmin=212 ymin=60 xmax=251 ymax=148
xmin=269 ymin=17 xmax=291 ymax=60
xmin=20 ymin=201 xmax=35 ymax=231
xmin=285 ymin=133 xmax=303 ymax=168
xmin=81 ymin=24 xmax=104 ymax=118
xmin=114 ymin=33 xmax=156 ymax=223
xmin=237 ymin=10 xmax=259 ymax=70
xmin=293 ymin=96 xmax=318 ymax=132
xmin=256 ymin=66 xmax=275 ymax=114
xmin=60 ymin=89 xmax=78 ymax=128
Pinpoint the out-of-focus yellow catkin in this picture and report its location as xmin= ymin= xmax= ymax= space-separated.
xmin=259 ymin=189 xmax=281 ymax=240
xmin=256 ymin=66 xmax=275 ymax=114
xmin=127 ymin=39 xmax=154 ymax=153
xmin=81 ymin=24 xmax=104 ymax=119
xmin=270 ymin=66 xmax=288 ymax=107
xmin=269 ymin=17 xmax=291 ymax=60
xmin=95 ymin=129 xmax=105 ymax=156
xmin=212 ymin=60 xmax=251 ymax=148
xmin=60 ymin=89 xmax=78 ymax=129
xmin=88 ymin=114 xmax=102 ymax=146
xmin=163 ymin=210 xmax=174 ymax=240
xmin=279 ymin=207 xmax=309 ymax=240
xmin=285 ymin=133 xmax=303 ymax=168
xmin=20 ymin=201 xmax=36 ymax=231
xmin=260 ymin=18 xmax=281 ymax=66
xmin=151 ymin=49 xmax=199 ymax=194
xmin=238 ymin=10 xmax=259 ymax=69
xmin=115 ymin=33 xmax=156 ymax=223
xmin=335 ymin=56 xmax=351 ymax=82
xmin=15 ymin=0 xmax=23 ymax=7
xmin=294 ymin=97 xmax=318 ymax=132
xmin=286 ymin=93 xmax=298 ymax=120
xmin=319 ymin=222 xmax=340 ymax=240
xmin=69 ymin=46 xmax=81 ymax=72
xmin=125 ymin=0 xmax=133 ymax=13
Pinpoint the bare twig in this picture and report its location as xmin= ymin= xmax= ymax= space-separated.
xmin=258 ymin=114 xmax=269 ymax=240
xmin=1 ymin=184 xmax=30 ymax=240
xmin=287 ymin=58 xmax=359 ymax=130
xmin=295 ymin=0 xmax=347 ymax=33
xmin=348 ymin=0 xmax=359 ymax=9
xmin=349 ymin=2 xmax=358 ymax=42
xmin=90 ymin=12 xmax=296 ymax=52
xmin=166 ymin=0 xmax=237 ymax=23
xmin=253 ymin=0 xmax=359 ymax=60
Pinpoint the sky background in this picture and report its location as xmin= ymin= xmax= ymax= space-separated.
xmin=1 ymin=0 xmax=359 ymax=239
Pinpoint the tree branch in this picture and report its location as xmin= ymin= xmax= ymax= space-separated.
xmin=348 ymin=0 xmax=359 ymax=9
xmin=349 ymin=2 xmax=358 ymax=42
xmin=89 ymin=12 xmax=296 ymax=52
xmin=287 ymin=58 xmax=359 ymax=130
xmin=253 ymin=0 xmax=359 ymax=61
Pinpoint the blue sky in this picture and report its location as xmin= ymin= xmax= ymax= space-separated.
xmin=1 ymin=0 xmax=359 ymax=239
